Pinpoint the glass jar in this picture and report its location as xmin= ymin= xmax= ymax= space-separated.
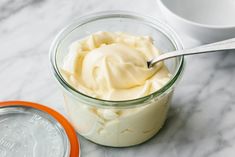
xmin=50 ymin=11 xmax=184 ymax=147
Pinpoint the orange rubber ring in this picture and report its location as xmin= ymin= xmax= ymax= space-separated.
xmin=0 ymin=101 xmax=80 ymax=157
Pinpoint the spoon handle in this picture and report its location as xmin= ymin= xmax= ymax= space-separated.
xmin=148 ymin=38 xmax=235 ymax=68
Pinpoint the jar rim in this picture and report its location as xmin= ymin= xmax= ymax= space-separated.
xmin=49 ymin=11 xmax=184 ymax=107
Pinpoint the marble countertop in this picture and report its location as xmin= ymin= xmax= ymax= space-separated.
xmin=1 ymin=0 xmax=235 ymax=156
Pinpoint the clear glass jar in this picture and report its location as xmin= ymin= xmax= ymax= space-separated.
xmin=50 ymin=11 xmax=184 ymax=147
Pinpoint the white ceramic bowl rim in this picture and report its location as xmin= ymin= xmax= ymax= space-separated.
xmin=159 ymin=0 xmax=235 ymax=29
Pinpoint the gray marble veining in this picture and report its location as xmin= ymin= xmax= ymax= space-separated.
xmin=0 ymin=0 xmax=235 ymax=157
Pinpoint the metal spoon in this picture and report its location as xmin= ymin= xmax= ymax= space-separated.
xmin=147 ymin=38 xmax=235 ymax=68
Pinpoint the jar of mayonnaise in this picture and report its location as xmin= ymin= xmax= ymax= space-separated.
xmin=50 ymin=11 xmax=184 ymax=147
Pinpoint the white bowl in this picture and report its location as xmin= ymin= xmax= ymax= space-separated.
xmin=157 ymin=0 xmax=235 ymax=43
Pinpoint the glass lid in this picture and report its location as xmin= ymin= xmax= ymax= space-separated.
xmin=0 ymin=101 xmax=80 ymax=157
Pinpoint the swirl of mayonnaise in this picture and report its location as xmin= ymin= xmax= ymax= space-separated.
xmin=61 ymin=32 xmax=171 ymax=100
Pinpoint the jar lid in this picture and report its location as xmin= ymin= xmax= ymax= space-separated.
xmin=0 ymin=101 xmax=80 ymax=157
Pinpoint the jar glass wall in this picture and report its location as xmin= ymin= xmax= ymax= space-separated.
xmin=50 ymin=11 xmax=184 ymax=147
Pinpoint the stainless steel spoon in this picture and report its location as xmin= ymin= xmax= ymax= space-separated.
xmin=147 ymin=38 xmax=235 ymax=68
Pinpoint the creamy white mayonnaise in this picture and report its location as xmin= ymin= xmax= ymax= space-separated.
xmin=61 ymin=31 xmax=171 ymax=101
xmin=61 ymin=32 xmax=172 ymax=146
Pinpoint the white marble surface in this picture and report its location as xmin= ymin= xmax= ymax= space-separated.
xmin=1 ymin=0 xmax=235 ymax=157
